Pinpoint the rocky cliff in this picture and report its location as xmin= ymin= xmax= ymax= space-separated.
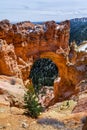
xmin=0 ymin=19 xmax=87 ymax=130
xmin=0 ymin=19 xmax=70 ymax=81
xmin=0 ymin=19 xmax=87 ymax=106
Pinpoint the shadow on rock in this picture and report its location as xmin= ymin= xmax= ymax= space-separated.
xmin=37 ymin=117 xmax=65 ymax=129
xmin=82 ymin=116 xmax=87 ymax=130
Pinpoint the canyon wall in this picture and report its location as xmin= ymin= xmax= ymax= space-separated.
xmin=0 ymin=19 xmax=70 ymax=80
xmin=0 ymin=19 xmax=87 ymax=104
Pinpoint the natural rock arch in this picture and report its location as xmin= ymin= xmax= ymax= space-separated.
xmin=28 ymin=50 xmax=75 ymax=105
xmin=0 ymin=20 xmax=70 ymax=81
xmin=0 ymin=20 xmax=86 ymax=105
xmin=40 ymin=51 xmax=73 ymax=101
xmin=39 ymin=51 xmax=86 ymax=105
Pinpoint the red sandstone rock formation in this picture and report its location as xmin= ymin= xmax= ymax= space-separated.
xmin=0 ymin=19 xmax=87 ymax=106
xmin=0 ymin=20 xmax=70 ymax=80
xmin=40 ymin=47 xmax=87 ymax=106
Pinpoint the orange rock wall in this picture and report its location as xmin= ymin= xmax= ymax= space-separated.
xmin=0 ymin=19 xmax=87 ymax=104
xmin=0 ymin=20 xmax=70 ymax=80
xmin=41 ymin=50 xmax=87 ymax=104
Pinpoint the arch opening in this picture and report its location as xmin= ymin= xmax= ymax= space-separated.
xmin=29 ymin=58 xmax=59 ymax=91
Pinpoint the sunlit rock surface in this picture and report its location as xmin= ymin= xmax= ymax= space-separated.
xmin=0 ymin=20 xmax=70 ymax=81
xmin=0 ymin=19 xmax=87 ymax=107
xmin=0 ymin=75 xmax=25 ymax=107
xmin=0 ymin=19 xmax=87 ymax=130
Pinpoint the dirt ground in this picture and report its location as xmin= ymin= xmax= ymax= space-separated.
xmin=0 ymin=100 xmax=86 ymax=130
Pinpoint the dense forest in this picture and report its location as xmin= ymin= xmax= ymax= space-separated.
xmin=70 ymin=18 xmax=87 ymax=44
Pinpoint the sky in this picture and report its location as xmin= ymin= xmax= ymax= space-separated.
xmin=0 ymin=0 xmax=87 ymax=22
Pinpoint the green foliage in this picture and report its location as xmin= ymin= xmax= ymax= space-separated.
xmin=70 ymin=19 xmax=87 ymax=44
xmin=29 ymin=58 xmax=58 ymax=91
xmin=24 ymin=86 xmax=43 ymax=118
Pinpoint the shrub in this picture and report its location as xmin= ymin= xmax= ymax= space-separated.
xmin=24 ymin=86 xmax=43 ymax=118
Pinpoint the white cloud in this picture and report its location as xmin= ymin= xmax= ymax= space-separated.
xmin=0 ymin=0 xmax=87 ymax=22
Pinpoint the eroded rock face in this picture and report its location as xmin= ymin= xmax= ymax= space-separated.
xmin=0 ymin=20 xmax=70 ymax=81
xmin=0 ymin=19 xmax=87 ymax=106
xmin=0 ymin=39 xmax=22 ymax=78
xmin=40 ymin=43 xmax=87 ymax=106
